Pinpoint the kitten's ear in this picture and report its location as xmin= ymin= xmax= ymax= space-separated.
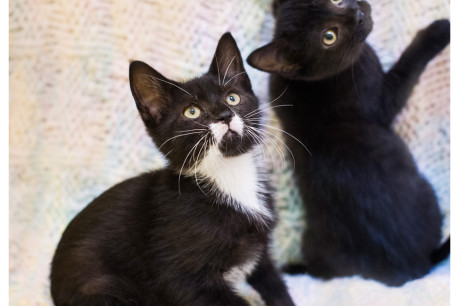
xmin=208 ymin=32 xmax=251 ymax=89
xmin=129 ymin=61 xmax=173 ymax=126
xmin=247 ymin=41 xmax=300 ymax=75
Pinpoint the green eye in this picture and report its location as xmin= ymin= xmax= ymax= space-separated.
xmin=184 ymin=105 xmax=201 ymax=118
xmin=331 ymin=0 xmax=343 ymax=5
xmin=226 ymin=93 xmax=241 ymax=106
xmin=323 ymin=30 xmax=338 ymax=46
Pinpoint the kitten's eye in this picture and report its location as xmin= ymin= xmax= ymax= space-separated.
xmin=323 ymin=30 xmax=338 ymax=46
xmin=226 ymin=93 xmax=241 ymax=106
xmin=184 ymin=105 xmax=201 ymax=119
xmin=331 ymin=0 xmax=343 ymax=5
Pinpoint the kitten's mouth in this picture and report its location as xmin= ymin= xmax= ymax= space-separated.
xmin=223 ymin=129 xmax=239 ymax=139
xmin=218 ymin=130 xmax=245 ymax=157
xmin=219 ymin=129 xmax=242 ymax=146
xmin=209 ymin=115 xmax=248 ymax=156
xmin=210 ymin=116 xmax=244 ymax=144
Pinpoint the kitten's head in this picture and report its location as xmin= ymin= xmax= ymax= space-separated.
xmin=248 ymin=0 xmax=373 ymax=80
xmin=129 ymin=33 xmax=260 ymax=171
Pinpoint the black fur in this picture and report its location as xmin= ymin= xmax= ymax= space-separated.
xmin=248 ymin=0 xmax=450 ymax=286
xmin=50 ymin=33 xmax=295 ymax=306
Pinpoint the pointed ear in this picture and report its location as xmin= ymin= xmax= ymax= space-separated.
xmin=247 ymin=41 xmax=300 ymax=75
xmin=129 ymin=60 xmax=174 ymax=126
xmin=208 ymin=32 xmax=251 ymax=89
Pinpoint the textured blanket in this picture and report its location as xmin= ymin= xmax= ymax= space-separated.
xmin=10 ymin=0 xmax=450 ymax=305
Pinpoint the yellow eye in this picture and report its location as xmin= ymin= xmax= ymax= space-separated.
xmin=331 ymin=0 xmax=343 ymax=5
xmin=323 ymin=30 xmax=338 ymax=46
xmin=226 ymin=93 xmax=241 ymax=106
xmin=184 ymin=105 xmax=201 ymax=118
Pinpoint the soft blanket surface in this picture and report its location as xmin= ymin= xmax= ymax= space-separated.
xmin=10 ymin=0 xmax=450 ymax=305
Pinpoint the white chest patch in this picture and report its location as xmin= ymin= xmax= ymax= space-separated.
xmin=192 ymin=145 xmax=271 ymax=220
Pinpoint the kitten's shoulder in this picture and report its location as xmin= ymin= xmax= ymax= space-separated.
xmin=78 ymin=168 xmax=176 ymax=214
xmin=102 ymin=168 xmax=174 ymax=195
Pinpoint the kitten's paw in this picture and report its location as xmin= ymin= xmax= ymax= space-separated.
xmin=420 ymin=19 xmax=450 ymax=50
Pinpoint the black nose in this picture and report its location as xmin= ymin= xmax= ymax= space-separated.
xmin=217 ymin=110 xmax=233 ymax=124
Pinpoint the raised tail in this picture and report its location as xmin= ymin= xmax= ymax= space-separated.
xmin=430 ymin=237 xmax=450 ymax=265
xmin=282 ymin=263 xmax=308 ymax=275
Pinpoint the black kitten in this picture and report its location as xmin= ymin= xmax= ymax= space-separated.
xmin=248 ymin=0 xmax=450 ymax=286
xmin=50 ymin=33 xmax=295 ymax=306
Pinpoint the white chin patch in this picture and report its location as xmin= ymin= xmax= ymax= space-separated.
xmin=209 ymin=115 xmax=244 ymax=144
xmin=210 ymin=122 xmax=229 ymax=144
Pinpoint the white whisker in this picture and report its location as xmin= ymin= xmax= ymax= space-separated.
xmin=163 ymin=149 xmax=174 ymax=159
xmin=250 ymin=126 xmax=296 ymax=169
xmin=148 ymin=76 xmax=192 ymax=96
xmin=266 ymin=85 xmax=290 ymax=107
xmin=202 ymin=137 xmax=213 ymax=178
xmin=245 ymin=129 xmax=266 ymax=162
xmin=262 ymin=128 xmax=296 ymax=168
xmin=259 ymin=123 xmax=312 ymax=156
xmin=215 ymin=54 xmax=221 ymax=86
xmin=245 ymin=104 xmax=293 ymax=118
xmin=248 ymin=126 xmax=286 ymax=169
xmin=175 ymin=128 xmax=207 ymax=134
xmin=246 ymin=128 xmax=276 ymax=168
xmin=222 ymin=56 xmax=235 ymax=85
xmin=245 ymin=85 xmax=290 ymax=116
xmin=245 ymin=85 xmax=290 ymax=119
xmin=246 ymin=130 xmax=267 ymax=162
xmin=191 ymin=121 xmax=208 ymax=128
xmin=224 ymin=71 xmax=246 ymax=86
xmin=194 ymin=134 xmax=210 ymax=196
xmin=178 ymin=134 xmax=208 ymax=195
xmin=157 ymin=131 xmax=204 ymax=151
xmin=245 ymin=117 xmax=279 ymax=123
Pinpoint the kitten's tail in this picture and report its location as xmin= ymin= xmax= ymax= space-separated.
xmin=430 ymin=236 xmax=450 ymax=265
xmin=282 ymin=263 xmax=308 ymax=275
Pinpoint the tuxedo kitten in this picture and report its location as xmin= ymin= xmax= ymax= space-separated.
xmin=50 ymin=33 xmax=295 ymax=306
xmin=248 ymin=0 xmax=450 ymax=286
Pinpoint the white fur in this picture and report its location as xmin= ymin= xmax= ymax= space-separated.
xmin=229 ymin=115 xmax=244 ymax=136
xmin=193 ymin=145 xmax=271 ymax=220
xmin=224 ymin=257 xmax=259 ymax=289
xmin=209 ymin=122 xmax=228 ymax=144
xmin=209 ymin=115 xmax=244 ymax=144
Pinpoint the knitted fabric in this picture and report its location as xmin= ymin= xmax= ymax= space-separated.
xmin=10 ymin=0 xmax=450 ymax=305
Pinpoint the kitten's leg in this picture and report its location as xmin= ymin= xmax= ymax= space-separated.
xmin=382 ymin=19 xmax=450 ymax=123
xmin=247 ymin=250 xmax=295 ymax=306
xmin=51 ymin=273 xmax=140 ymax=306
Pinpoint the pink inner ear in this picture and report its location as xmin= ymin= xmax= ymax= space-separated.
xmin=148 ymin=105 xmax=162 ymax=124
